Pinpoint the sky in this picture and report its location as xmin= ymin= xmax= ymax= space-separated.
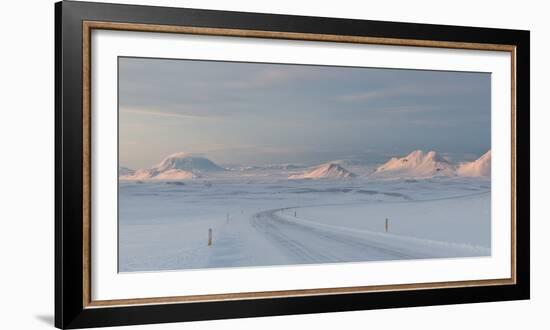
xmin=119 ymin=57 xmax=491 ymax=169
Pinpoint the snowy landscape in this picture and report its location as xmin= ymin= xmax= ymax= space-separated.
xmin=118 ymin=57 xmax=491 ymax=273
xmin=119 ymin=150 xmax=491 ymax=272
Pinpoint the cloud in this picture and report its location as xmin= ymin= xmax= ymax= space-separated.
xmin=120 ymin=108 xmax=216 ymax=120
xmin=370 ymin=105 xmax=438 ymax=114
xmin=201 ymin=143 xmax=310 ymax=155
xmin=335 ymin=83 xmax=430 ymax=103
xmin=409 ymin=119 xmax=453 ymax=127
xmin=220 ymin=66 xmax=324 ymax=89
xmin=336 ymin=80 xmax=486 ymax=104
xmin=336 ymin=89 xmax=395 ymax=102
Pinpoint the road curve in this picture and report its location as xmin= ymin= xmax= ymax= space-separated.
xmin=250 ymin=208 xmax=430 ymax=265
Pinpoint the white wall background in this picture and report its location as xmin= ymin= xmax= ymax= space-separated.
xmin=0 ymin=0 xmax=546 ymax=329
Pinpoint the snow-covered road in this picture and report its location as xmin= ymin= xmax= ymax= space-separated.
xmin=249 ymin=206 xmax=488 ymax=266
xmin=252 ymin=208 xmax=415 ymax=263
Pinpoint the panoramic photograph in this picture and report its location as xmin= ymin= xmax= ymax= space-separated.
xmin=118 ymin=57 xmax=491 ymax=273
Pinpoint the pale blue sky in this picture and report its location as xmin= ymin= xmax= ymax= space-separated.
xmin=119 ymin=57 xmax=490 ymax=168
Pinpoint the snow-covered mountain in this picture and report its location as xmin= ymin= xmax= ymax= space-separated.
xmin=121 ymin=168 xmax=153 ymax=180
xmin=371 ymin=150 xmax=455 ymax=179
xmin=120 ymin=167 xmax=198 ymax=181
xmin=119 ymin=152 xmax=221 ymax=180
xmin=289 ymin=163 xmax=357 ymax=179
xmin=457 ymin=150 xmax=491 ymax=177
xmin=153 ymin=152 xmax=224 ymax=173
xmin=152 ymin=169 xmax=198 ymax=180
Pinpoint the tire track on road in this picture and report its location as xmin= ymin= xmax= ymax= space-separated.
xmin=251 ymin=208 xmax=426 ymax=265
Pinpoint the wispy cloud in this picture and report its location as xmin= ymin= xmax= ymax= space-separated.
xmin=119 ymin=104 xmax=248 ymax=120
xmin=120 ymin=108 xmax=212 ymax=120
xmin=336 ymin=89 xmax=395 ymax=102
xmin=220 ymin=66 xmax=323 ymax=89
xmin=336 ymin=81 xmax=484 ymax=104
xmin=195 ymin=143 xmax=310 ymax=155
xmin=371 ymin=105 xmax=438 ymax=114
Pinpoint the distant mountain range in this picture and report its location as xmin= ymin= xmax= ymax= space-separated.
xmin=289 ymin=163 xmax=357 ymax=179
xmin=120 ymin=152 xmax=224 ymax=180
xmin=120 ymin=150 xmax=491 ymax=181
xmin=371 ymin=150 xmax=490 ymax=179
xmin=371 ymin=150 xmax=455 ymax=178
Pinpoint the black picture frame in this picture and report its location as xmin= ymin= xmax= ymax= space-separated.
xmin=55 ymin=1 xmax=530 ymax=328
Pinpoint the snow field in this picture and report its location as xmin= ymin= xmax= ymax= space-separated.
xmin=119 ymin=176 xmax=491 ymax=272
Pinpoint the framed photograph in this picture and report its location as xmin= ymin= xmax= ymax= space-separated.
xmin=55 ymin=1 xmax=530 ymax=328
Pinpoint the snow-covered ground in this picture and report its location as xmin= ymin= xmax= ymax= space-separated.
xmin=119 ymin=173 xmax=491 ymax=272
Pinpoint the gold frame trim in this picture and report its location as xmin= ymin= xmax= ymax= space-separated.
xmin=82 ymin=21 xmax=517 ymax=308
